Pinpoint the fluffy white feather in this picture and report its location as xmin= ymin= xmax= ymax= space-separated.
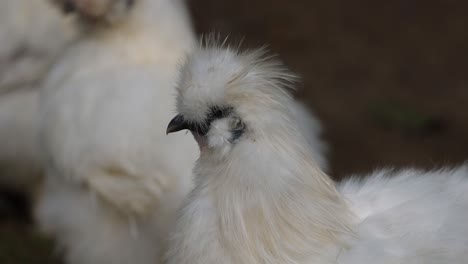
xmin=338 ymin=166 xmax=468 ymax=264
xmin=0 ymin=0 xmax=77 ymax=91
xmin=292 ymin=102 xmax=328 ymax=169
xmin=35 ymin=0 xmax=198 ymax=263
xmin=165 ymin=44 xmax=468 ymax=264
xmin=0 ymin=0 xmax=78 ymax=192
xmin=166 ymin=44 xmax=348 ymax=264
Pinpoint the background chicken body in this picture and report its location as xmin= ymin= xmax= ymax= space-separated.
xmin=35 ymin=0 xmax=199 ymax=263
xmin=0 ymin=0 xmax=78 ymax=193
xmin=166 ymin=45 xmax=468 ymax=264
xmin=0 ymin=0 xmax=77 ymax=91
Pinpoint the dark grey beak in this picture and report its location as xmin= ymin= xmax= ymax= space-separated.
xmin=166 ymin=115 xmax=189 ymax=134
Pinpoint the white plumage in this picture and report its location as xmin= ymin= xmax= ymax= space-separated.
xmin=165 ymin=44 xmax=468 ymax=264
xmin=0 ymin=0 xmax=77 ymax=91
xmin=338 ymin=167 xmax=468 ymax=264
xmin=292 ymin=102 xmax=328 ymax=169
xmin=36 ymin=0 xmax=198 ymax=263
xmin=0 ymin=0 xmax=78 ymax=191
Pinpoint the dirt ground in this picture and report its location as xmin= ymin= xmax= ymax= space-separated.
xmin=1 ymin=0 xmax=468 ymax=262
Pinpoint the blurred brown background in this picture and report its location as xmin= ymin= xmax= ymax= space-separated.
xmin=189 ymin=0 xmax=468 ymax=179
xmin=2 ymin=0 xmax=468 ymax=262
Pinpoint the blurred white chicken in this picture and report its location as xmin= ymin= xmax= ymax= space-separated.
xmin=165 ymin=44 xmax=468 ymax=264
xmin=0 ymin=0 xmax=77 ymax=91
xmin=0 ymin=0 xmax=78 ymax=191
xmin=35 ymin=0 xmax=198 ymax=263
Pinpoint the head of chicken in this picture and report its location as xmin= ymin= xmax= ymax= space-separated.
xmin=167 ymin=45 xmax=303 ymax=160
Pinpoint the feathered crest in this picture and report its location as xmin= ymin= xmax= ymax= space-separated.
xmin=199 ymin=32 xmax=300 ymax=93
xmin=175 ymin=33 xmax=302 ymax=122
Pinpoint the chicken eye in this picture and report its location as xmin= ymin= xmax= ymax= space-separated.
xmin=230 ymin=117 xmax=245 ymax=131
xmin=229 ymin=117 xmax=245 ymax=143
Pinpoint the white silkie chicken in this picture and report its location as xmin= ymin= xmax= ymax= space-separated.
xmin=35 ymin=0 xmax=198 ymax=263
xmin=165 ymin=44 xmax=468 ymax=264
xmin=0 ymin=0 xmax=78 ymax=191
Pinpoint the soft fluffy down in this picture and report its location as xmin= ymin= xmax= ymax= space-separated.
xmin=165 ymin=43 xmax=468 ymax=264
xmin=36 ymin=0 xmax=198 ymax=263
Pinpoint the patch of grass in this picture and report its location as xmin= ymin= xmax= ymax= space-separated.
xmin=368 ymin=102 xmax=445 ymax=135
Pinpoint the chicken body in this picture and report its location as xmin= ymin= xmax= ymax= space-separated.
xmin=165 ymin=44 xmax=468 ymax=264
xmin=0 ymin=0 xmax=78 ymax=192
xmin=338 ymin=166 xmax=468 ymax=264
xmin=0 ymin=0 xmax=77 ymax=91
xmin=36 ymin=1 xmax=198 ymax=263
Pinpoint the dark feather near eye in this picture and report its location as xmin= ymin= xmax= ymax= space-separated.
xmin=190 ymin=106 xmax=234 ymax=136
xmin=206 ymin=106 xmax=233 ymax=123
xmin=188 ymin=122 xmax=210 ymax=136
